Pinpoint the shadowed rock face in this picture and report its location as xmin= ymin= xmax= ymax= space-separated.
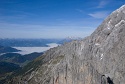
xmin=5 ymin=5 xmax=125 ymax=84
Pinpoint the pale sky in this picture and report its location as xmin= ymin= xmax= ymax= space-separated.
xmin=0 ymin=0 xmax=125 ymax=38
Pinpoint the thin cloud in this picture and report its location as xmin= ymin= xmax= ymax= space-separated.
xmin=12 ymin=10 xmax=37 ymax=16
xmin=75 ymin=9 xmax=85 ymax=14
xmin=88 ymin=11 xmax=110 ymax=19
xmin=0 ymin=22 xmax=94 ymax=38
xmin=0 ymin=9 xmax=37 ymax=18
xmin=97 ymin=1 xmax=109 ymax=8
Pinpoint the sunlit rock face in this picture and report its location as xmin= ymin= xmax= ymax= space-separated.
xmin=6 ymin=5 xmax=125 ymax=84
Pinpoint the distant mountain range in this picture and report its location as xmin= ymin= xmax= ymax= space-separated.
xmin=0 ymin=39 xmax=61 ymax=47
xmin=0 ymin=45 xmax=20 ymax=54
xmin=0 ymin=38 xmax=82 ymax=47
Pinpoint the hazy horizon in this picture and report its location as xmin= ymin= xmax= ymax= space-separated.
xmin=0 ymin=0 xmax=125 ymax=38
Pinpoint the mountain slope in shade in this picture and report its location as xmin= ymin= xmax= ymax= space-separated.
xmin=5 ymin=5 xmax=125 ymax=84
xmin=0 ymin=52 xmax=43 ymax=83
xmin=0 ymin=62 xmax=20 ymax=74
xmin=0 ymin=45 xmax=20 ymax=54
xmin=0 ymin=52 xmax=43 ymax=66
xmin=0 ymin=62 xmax=21 ymax=84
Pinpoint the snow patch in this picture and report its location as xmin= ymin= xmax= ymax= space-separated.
xmin=81 ymin=44 xmax=84 ymax=50
xmin=95 ymin=43 xmax=100 ymax=46
xmin=108 ymin=21 xmax=111 ymax=24
xmin=106 ymin=20 xmax=112 ymax=30
xmin=115 ymin=20 xmax=125 ymax=27
xmin=107 ymin=27 xmax=110 ymax=30
xmin=100 ymin=54 xmax=103 ymax=60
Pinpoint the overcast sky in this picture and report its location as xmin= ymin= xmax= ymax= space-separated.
xmin=0 ymin=0 xmax=125 ymax=39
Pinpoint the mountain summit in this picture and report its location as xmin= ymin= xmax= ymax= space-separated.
xmin=5 ymin=5 xmax=125 ymax=84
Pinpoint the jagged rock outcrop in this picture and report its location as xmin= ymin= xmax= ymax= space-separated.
xmin=6 ymin=5 xmax=125 ymax=84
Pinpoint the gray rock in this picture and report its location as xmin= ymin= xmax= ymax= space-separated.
xmin=6 ymin=5 xmax=125 ymax=84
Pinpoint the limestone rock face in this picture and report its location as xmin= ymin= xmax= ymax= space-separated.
xmin=6 ymin=5 xmax=125 ymax=84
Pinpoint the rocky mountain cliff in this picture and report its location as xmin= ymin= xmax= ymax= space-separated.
xmin=6 ymin=5 xmax=125 ymax=84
